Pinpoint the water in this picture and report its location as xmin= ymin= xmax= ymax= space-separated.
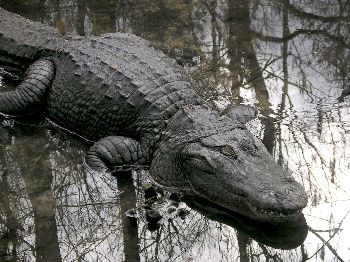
xmin=0 ymin=0 xmax=350 ymax=261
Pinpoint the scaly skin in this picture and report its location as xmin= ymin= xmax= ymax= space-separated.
xmin=0 ymin=8 xmax=307 ymax=224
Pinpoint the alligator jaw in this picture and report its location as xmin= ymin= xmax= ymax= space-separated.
xmin=248 ymin=204 xmax=303 ymax=224
xmin=187 ymin=187 xmax=305 ymax=225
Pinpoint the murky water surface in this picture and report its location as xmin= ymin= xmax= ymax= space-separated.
xmin=1 ymin=1 xmax=350 ymax=261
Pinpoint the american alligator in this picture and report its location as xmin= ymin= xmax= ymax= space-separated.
xmin=0 ymin=8 xmax=307 ymax=224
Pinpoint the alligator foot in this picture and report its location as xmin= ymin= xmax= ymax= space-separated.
xmin=85 ymin=136 xmax=149 ymax=173
xmin=0 ymin=58 xmax=55 ymax=117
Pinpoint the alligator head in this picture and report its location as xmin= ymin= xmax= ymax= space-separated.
xmin=151 ymin=105 xmax=308 ymax=224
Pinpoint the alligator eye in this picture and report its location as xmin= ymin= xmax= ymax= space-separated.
xmin=220 ymin=145 xmax=237 ymax=159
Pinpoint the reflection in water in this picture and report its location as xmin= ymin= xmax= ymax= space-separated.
xmin=0 ymin=0 xmax=350 ymax=261
xmin=185 ymin=196 xmax=309 ymax=250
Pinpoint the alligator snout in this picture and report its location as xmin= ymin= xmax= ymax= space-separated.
xmin=260 ymin=183 xmax=308 ymax=210
xmin=247 ymin=180 xmax=308 ymax=224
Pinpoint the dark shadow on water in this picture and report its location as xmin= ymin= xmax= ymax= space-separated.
xmin=184 ymin=196 xmax=308 ymax=250
xmin=115 ymin=171 xmax=140 ymax=262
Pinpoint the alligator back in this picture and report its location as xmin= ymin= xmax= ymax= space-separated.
xmin=48 ymin=34 xmax=202 ymax=141
xmin=0 ymin=7 xmax=202 ymax=142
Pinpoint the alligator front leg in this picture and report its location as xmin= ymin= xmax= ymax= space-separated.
xmin=0 ymin=58 xmax=55 ymax=117
xmin=85 ymin=136 xmax=149 ymax=173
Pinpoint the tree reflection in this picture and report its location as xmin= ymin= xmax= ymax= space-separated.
xmin=0 ymin=126 xmax=22 ymax=262
xmin=13 ymin=126 xmax=61 ymax=262
xmin=49 ymin=130 xmax=125 ymax=261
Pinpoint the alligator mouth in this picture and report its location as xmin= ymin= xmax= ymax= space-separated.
xmin=249 ymin=204 xmax=303 ymax=223
xmin=184 ymin=187 xmax=303 ymax=224
xmin=185 ymin=184 xmax=301 ymax=222
xmin=187 ymin=190 xmax=304 ymax=224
